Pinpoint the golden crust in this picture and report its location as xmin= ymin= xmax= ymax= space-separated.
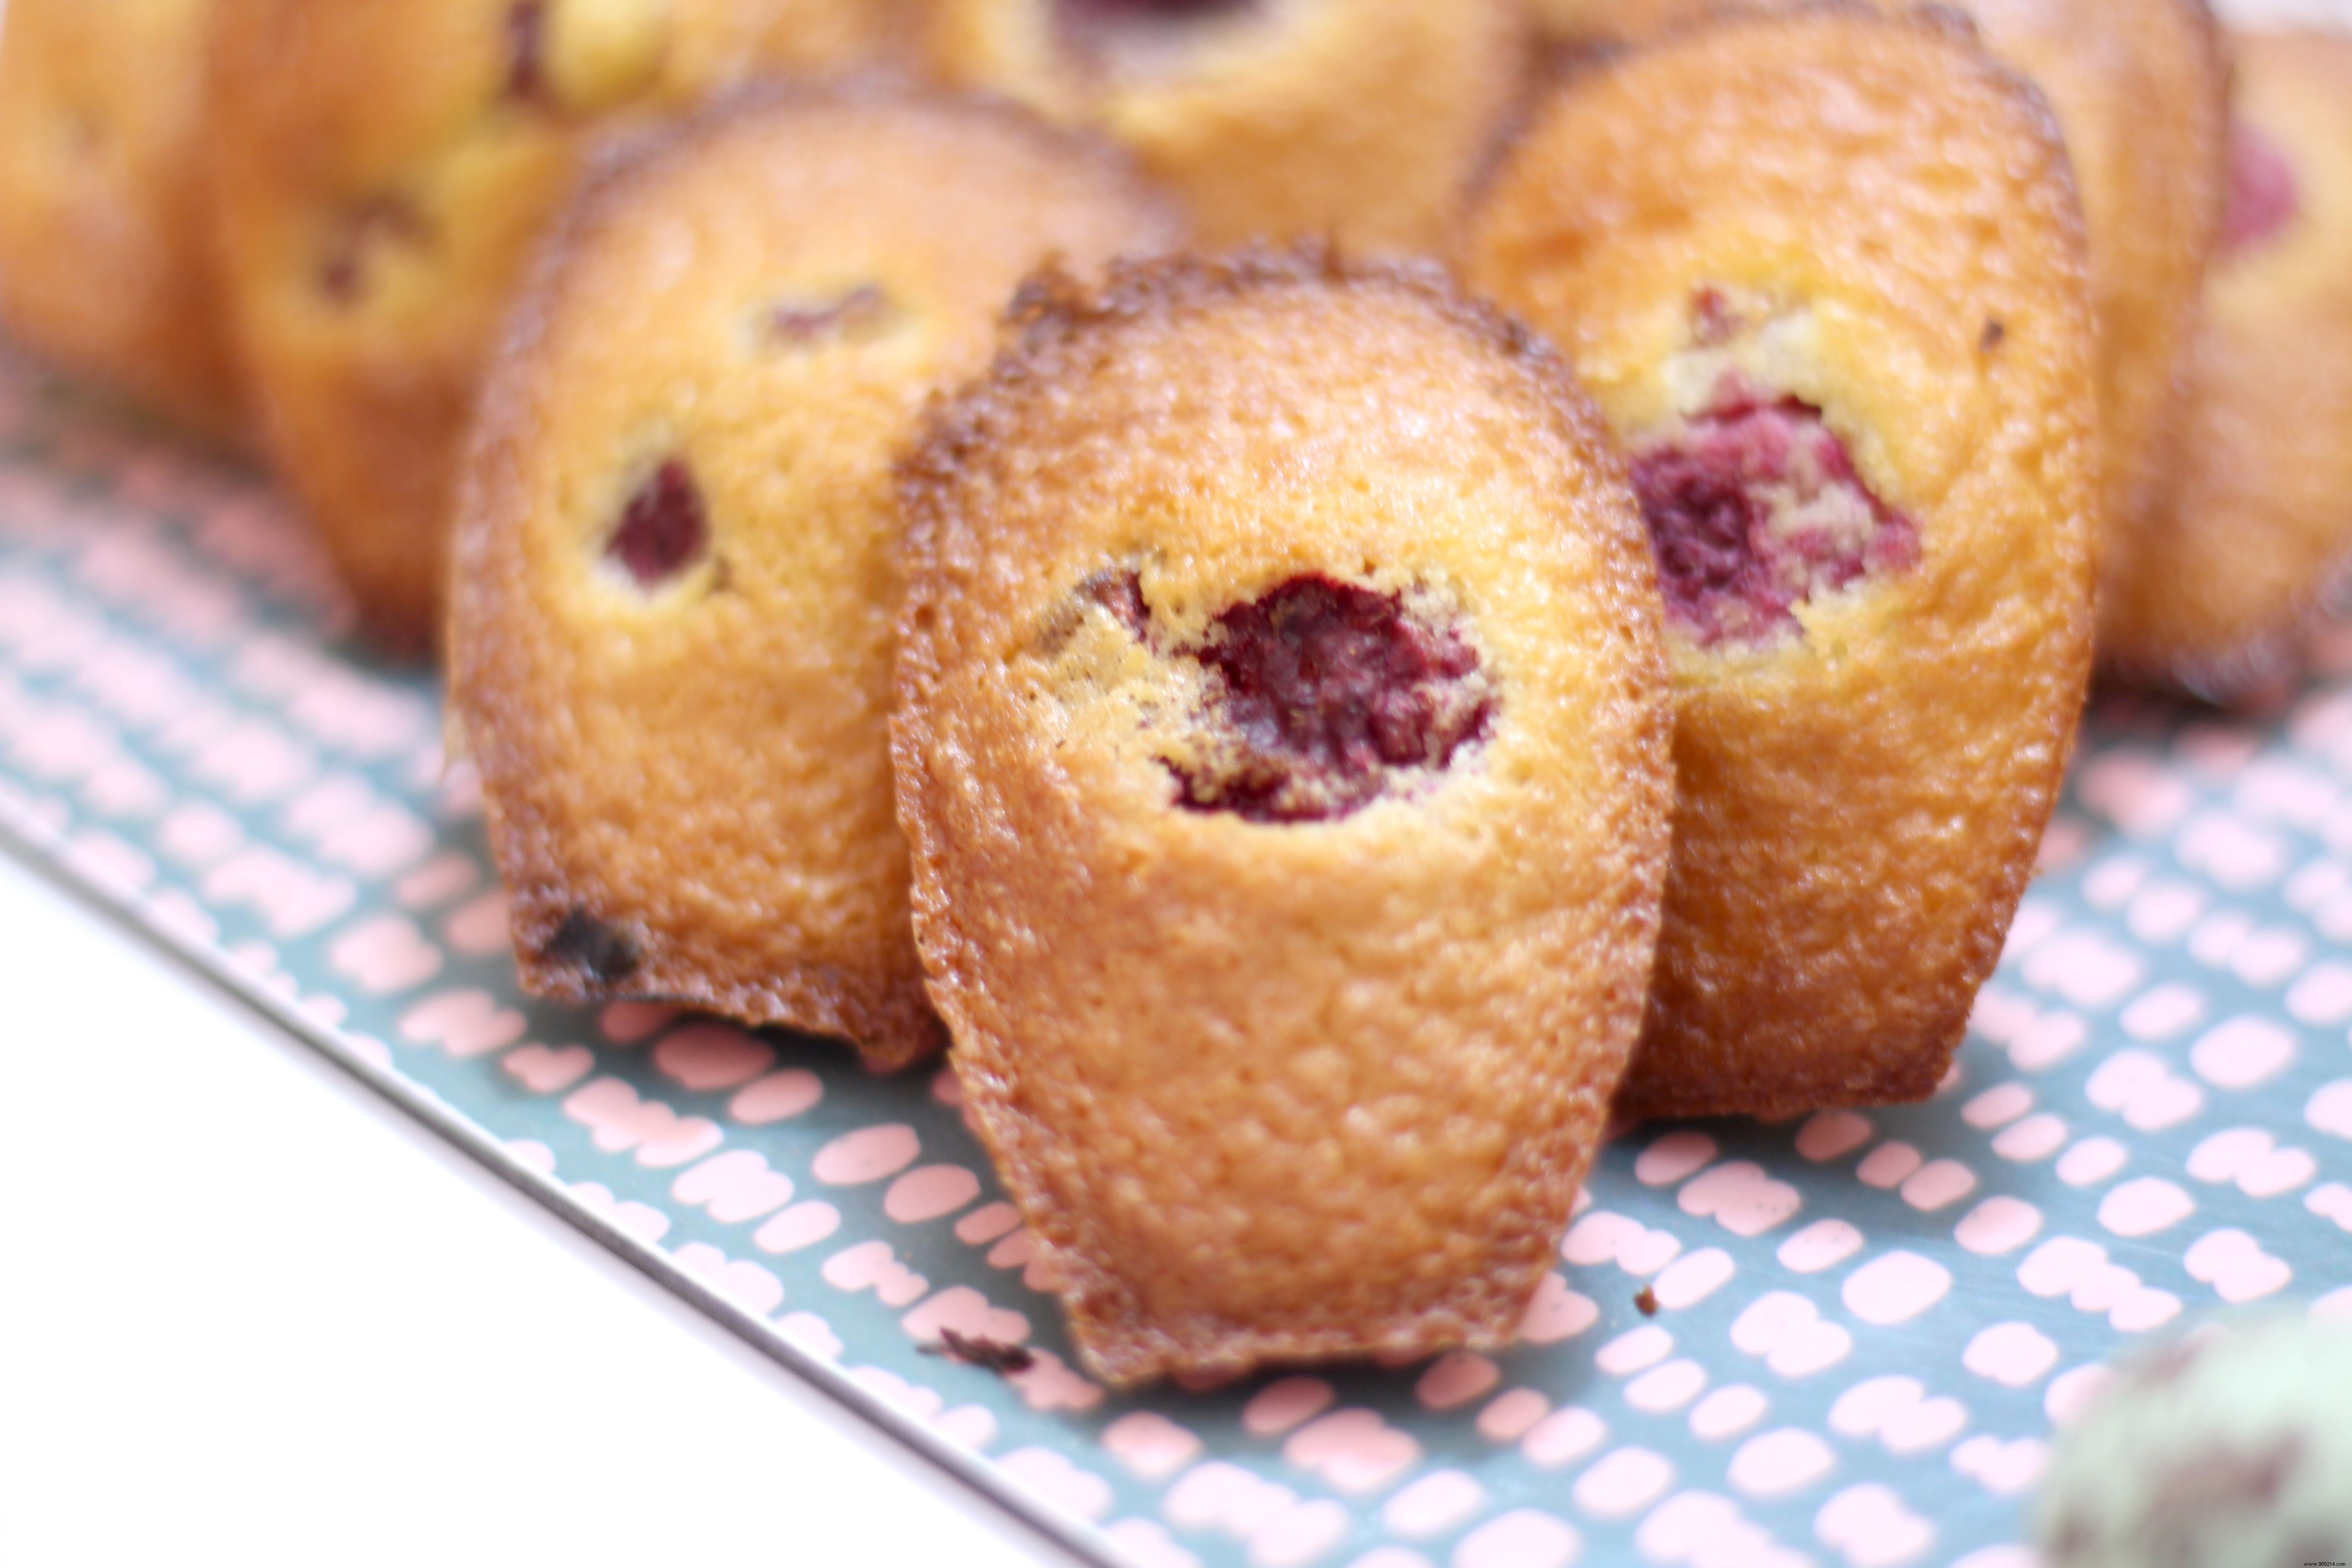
xmin=0 ymin=0 xmax=249 ymax=446
xmin=1466 ymin=8 xmax=2097 ymax=1117
xmin=2098 ymin=31 xmax=2352 ymax=705
xmin=452 ymin=84 xmax=1176 ymax=1069
xmin=894 ymin=248 xmax=1673 ymax=1383
xmin=208 ymin=0 xmax=909 ymax=653
xmin=1517 ymin=0 xmax=2229 ymax=581
xmin=915 ymin=0 xmax=1531 ymax=252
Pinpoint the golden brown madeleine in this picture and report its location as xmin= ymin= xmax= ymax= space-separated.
xmin=0 ymin=0 xmax=248 ymax=445
xmin=894 ymin=250 xmax=1672 ymax=1384
xmin=914 ymin=0 xmax=1528 ymax=252
xmin=2099 ymin=31 xmax=2352 ymax=705
xmin=1466 ymin=10 xmax=2097 ymax=1117
xmin=451 ymin=87 xmax=1174 ymax=1070
xmin=210 ymin=0 xmax=906 ymax=653
xmin=1521 ymin=0 xmax=2227 ymax=574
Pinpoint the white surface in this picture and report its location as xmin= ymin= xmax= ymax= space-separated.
xmin=0 ymin=849 xmax=1071 ymax=1568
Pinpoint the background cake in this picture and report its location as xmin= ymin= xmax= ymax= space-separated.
xmin=452 ymin=85 xmax=1176 ymax=1068
xmin=209 ymin=0 xmax=908 ymax=651
xmin=1467 ymin=8 xmax=2098 ymax=1116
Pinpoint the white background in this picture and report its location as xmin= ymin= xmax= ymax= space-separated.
xmin=0 ymin=849 xmax=1073 ymax=1567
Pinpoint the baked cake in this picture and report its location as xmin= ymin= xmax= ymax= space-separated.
xmin=451 ymin=86 xmax=1175 ymax=1069
xmin=0 ymin=0 xmax=248 ymax=445
xmin=210 ymin=0 xmax=906 ymax=652
xmin=1465 ymin=8 xmax=2098 ymax=1117
xmin=913 ymin=0 xmax=1528 ymax=252
xmin=893 ymin=249 xmax=1673 ymax=1383
xmin=2098 ymin=29 xmax=2352 ymax=705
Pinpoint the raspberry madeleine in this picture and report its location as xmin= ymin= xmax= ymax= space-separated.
xmin=451 ymin=88 xmax=1175 ymax=1068
xmin=211 ymin=0 xmax=906 ymax=652
xmin=914 ymin=0 xmax=1528 ymax=252
xmin=894 ymin=250 xmax=1672 ymax=1384
xmin=1524 ymin=0 xmax=2226 ymax=571
xmin=0 ymin=0 xmax=247 ymax=444
xmin=1466 ymin=10 xmax=2097 ymax=1117
xmin=2100 ymin=31 xmax=2352 ymax=705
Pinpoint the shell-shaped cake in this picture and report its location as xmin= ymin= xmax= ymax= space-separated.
xmin=1466 ymin=9 xmax=2097 ymax=1117
xmin=210 ymin=0 xmax=907 ymax=650
xmin=915 ymin=0 xmax=1529 ymax=252
xmin=0 ymin=0 xmax=248 ymax=444
xmin=2099 ymin=31 xmax=2352 ymax=704
xmin=451 ymin=87 xmax=1175 ymax=1068
xmin=893 ymin=250 xmax=1672 ymax=1383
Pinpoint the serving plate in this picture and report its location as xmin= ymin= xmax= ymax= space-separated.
xmin=3 ymin=331 xmax=2350 ymax=1568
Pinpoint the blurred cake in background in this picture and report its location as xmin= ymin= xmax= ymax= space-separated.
xmin=915 ymin=0 xmax=1529 ymax=252
xmin=209 ymin=0 xmax=911 ymax=652
xmin=2097 ymin=29 xmax=2352 ymax=704
xmin=0 ymin=0 xmax=250 ymax=446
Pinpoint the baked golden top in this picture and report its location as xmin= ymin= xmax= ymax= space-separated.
xmin=2099 ymin=30 xmax=2352 ymax=703
xmin=916 ymin=0 xmax=1529 ymax=251
xmin=894 ymin=250 xmax=1672 ymax=1382
xmin=453 ymin=85 xmax=1175 ymax=1068
xmin=210 ymin=0 xmax=904 ymax=649
xmin=1467 ymin=7 xmax=2097 ymax=1116
xmin=0 ymin=0 xmax=247 ymax=443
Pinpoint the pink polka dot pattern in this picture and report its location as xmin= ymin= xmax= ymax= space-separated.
xmin=811 ymin=1125 xmax=921 ymax=1185
xmin=652 ymin=1022 xmax=775 ymax=1091
xmin=884 ymin=1164 xmax=981 ymax=1224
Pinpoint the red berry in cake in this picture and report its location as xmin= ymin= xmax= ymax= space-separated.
xmin=1172 ymin=575 xmax=1493 ymax=823
xmin=2219 ymin=118 xmax=2299 ymax=254
xmin=606 ymin=459 xmax=709 ymax=588
xmin=505 ymin=1 xmax=549 ymax=103
xmin=1629 ymin=378 xmax=1919 ymax=647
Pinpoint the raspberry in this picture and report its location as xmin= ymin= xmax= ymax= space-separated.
xmin=506 ymin=1 xmax=549 ymax=102
xmin=1631 ymin=380 xmax=1918 ymax=647
xmin=606 ymin=459 xmax=708 ymax=587
xmin=1171 ymin=575 xmax=1492 ymax=823
xmin=2219 ymin=118 xmax=2299 ymax=254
